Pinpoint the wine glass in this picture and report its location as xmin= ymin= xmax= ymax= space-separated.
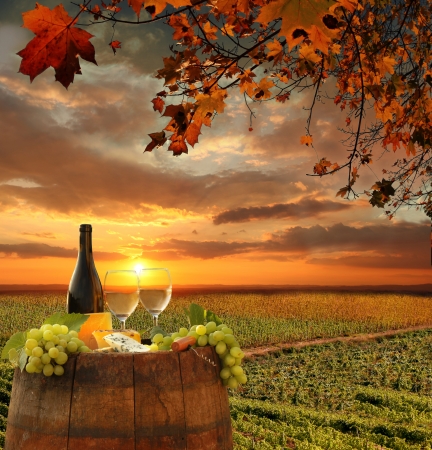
xmin=104 ymin=270 xmax=139 ymax=330
xmin=138 ymin=268 xmax=172 ymax=327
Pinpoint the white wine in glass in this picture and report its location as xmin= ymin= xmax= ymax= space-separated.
xmin=104 ymin=270 xmax=139 ymax=330
xmin=138 ymin=268 xmax=172 ymax=327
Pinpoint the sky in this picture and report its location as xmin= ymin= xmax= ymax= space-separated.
xmin=0 ymin=0 xmax=430 ymax=287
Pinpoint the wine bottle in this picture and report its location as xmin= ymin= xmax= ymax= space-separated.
xmin=67 ymin=224 xmax=104 ymax=314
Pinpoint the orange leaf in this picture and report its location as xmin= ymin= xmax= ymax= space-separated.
xmin=145 ymin=131 xmax=167 ymax=152
xmin=184 ymin=122 xmax=202 ymax=146
xmin=151 ymin=97 xmax=165 ymax=114
xmin=128 ymin=0 xmax=144 ymax=17
xmin=195 ymin=89 xmax=227 ymax=118
xmin=144 ymin=0 xmax=192 ymax=17
xmin=17 ymin=3 xmax=97 ymax=89
xmin=266 ymin=39 xmax=284 ymax=64
xmin=300 ymin=135 xmax=313 ymax=146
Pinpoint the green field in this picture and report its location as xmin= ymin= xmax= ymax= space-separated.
xmin=0 ymin=291 xmax=431 ymax=449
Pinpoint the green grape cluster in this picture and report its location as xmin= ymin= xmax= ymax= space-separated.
xmin=151 ymin=322 xmax=247 ymax=389
xmin=10 ymin=323 xmax=91 ymax=377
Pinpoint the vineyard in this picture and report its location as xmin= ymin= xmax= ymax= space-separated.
xmin=0 ymin=291 xmax=431 ymax=449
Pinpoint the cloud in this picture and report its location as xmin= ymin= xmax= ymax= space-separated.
xmin=212 ymin=197 xmax=351 ymax=224
xmin=21 ymin=232 xmax=56 ymax=239
xmin=133 ymin=221 xmax=430 ymax=268
xmin=0 ymin=242 xmax=128 ymax=260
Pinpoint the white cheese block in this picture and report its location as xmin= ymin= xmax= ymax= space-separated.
xmin=103 ymin=333 xmax=151 ymax=353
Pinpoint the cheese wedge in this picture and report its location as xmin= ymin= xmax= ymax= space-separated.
xmin=92 ymin=329 xmax=141 ymax=349
xmin=78 ymin=313 xmax=113 ymax=349
xmin=103 ymin=334 xmax=151 ymax=353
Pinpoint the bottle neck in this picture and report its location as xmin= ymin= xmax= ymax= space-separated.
xmin=79 ymin=231 xmax=93 ymax=255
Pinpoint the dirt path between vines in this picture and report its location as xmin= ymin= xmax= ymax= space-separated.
xmin=243 ymin=324 xmax=432 ymax=359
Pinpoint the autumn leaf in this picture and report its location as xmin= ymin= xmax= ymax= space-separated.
xmin=157 ymin=53 xmax=183 ymax=86
xmin=238 ymin=69 xmax=256 ymax=97
xmin=266 ymin=39 xmax=284 ymax=65
xmin=145 ymin=131 xmax=167 ymax=152
xmin=184 ymin=122 xmax=201 ymax=146
xmin=151 ymin=97 xmax=165 ymax=113
xmin=109 ymin=40 xmax=121 ymax=55
xmin=202 ymin=22 xmax=218 ymax=40
xmin=257 ymin=0 xmax=338 ymax=52
xmin=336 ymin=186 xmax=350 ymax=198
xmin=17 ymin=3 xmax=97 ymax=89
xmin=300 ymin=135 xmax=313 ymax=146
xmin=253 ymin=77 xmax=274 ymax=100
xmin=128 ymin=0 xmax=144 ymax=18
xmin=299 ymin=45 xmax=322 ymax=64
xmin=195 ymin=89 xmax=227 ymax=118
xmin=144 ymin=0 xmax=192 ymax=17
xmin=375 ymin=55 xmax=396 ymax=77
xmin=313 ymin=157 xmax=332 ymax=175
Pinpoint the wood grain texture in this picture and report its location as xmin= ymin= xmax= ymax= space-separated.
xmin=5 ymin=350 xmax=233 ymax=450
xmin=134 ymin=352 xmax=187 ymax=450
xmin=180 ymin=346 xmax=233 ymax=450
xmin=68 ymin=352 xmax=135 ymax=450
xmin=5 ymin=355 xmax=76 ymax=450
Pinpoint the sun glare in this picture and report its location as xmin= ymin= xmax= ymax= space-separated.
xmin=134 ymin=263 xmax=144 ymax=274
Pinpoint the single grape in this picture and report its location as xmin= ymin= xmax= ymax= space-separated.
xmin=25 ymin=363 xmax=37 ymax=373
xmin=208 ymin=333 xmax=217 ymax=346
xmin=56 ymin=345 xmax=65 ymax=353
xmin=235 ymin=357 xmax=242 ymax=365
xmin=222 ymin=378 xmax=229 ymax=386
xmin=52 ymin=324 xmax=62 ymax=335
xmin=43 ymin=330 xmax=54 ymax=341
xmin=152 ymin=333 xmax=164 ymax=344
xmin=45 ymin=341 xmax=55 ymax=351
xmin=189 ymin=325 xmax=197 ymax=332
xmin=40 ymin=324 xmax=53 ymax=333
xmin=230 ymin=347 xmax=242 ymax=358
xmin=221 ymin=327 xmax=233 ymax=335
xmin=235 ymin=374 xmax=247 ymax=384
xmin=224 ymin=354 xmax=236 ymax=367
xmin=48 ymin=347 xmax=59 ymax=358
xmin=38 ymin=339 xmax=46 ymax=347
xmin=220 ymin=367 xmax=231 ymax=380
xmin=179 ymin=327 xmax=189 ymax=337
xmin=162 ymin=336 xmax=173 ymax=346
xmin=67 ymin=341 xmax=78 ymax=353
xmin=35 ymin=367 xmax=43 ymax=374
xmin=29 ymin=328 xmax=43 ymax=340
xmin=174 ymin=336 xmax=183 ymax=342
xmin=60 ymin=325 xmax=69 ymax=334
xmin=230 ymin=365 xmax=243 ymax=376
xmin=78 ymin=346 xmax=90 ymax=353
xmin=205 ymin=321 xmax=217 ymax=334
xmin=197 ymin=335 xmax=208 ymax=347
xmin=63 ymin=333 xmax=71 ymax=342
xmin=223 ymin=334 xmax=236 ymax=346
xmin=219 ymin=349 xmax=229 ymax=359
xmin=196 ymin=325 xmax=206 ymax=336
xmin=69 ymin=330 xmax=78 ymax=338
xmin=41 ymin=353 xmax=51 ymax=365
xmin=43 ymin=364 xmax=54 ymax=377
xmin=32 ymin=347 xmax=44 ymax=358
xmin=216 ymin=324 xmax=226 ymax=331
xmin=54 ymin=365 xmax=64 ymax=376
xmin=213 ymin=331 xmax=225 ymax=342
xmin=227 ymin=377 xmax=239 ymax=389
xmin=231 ymin=340 xmax=240 ymax=348
xmin=187 ymin=331 xmax=199 ymax=341
xmin=238 ymin=351 xmax=245 ymax=359
xmin=24 ymin=347 xmax=33 ymax=356
xmin=55 ymin=352 xmax=69 ymax=365
xmin=71 ymin=337 xmax=85 ymax=347
xmin=58 ymin=339 xmax=68 ymax=348
xmin=25 ymin=339 xmax=38 ymax=351
xmin=52 ymin=335 xmax=60 ymax=345
xmin=215 ymin=341 xmax=227 ymax=355
xmin=171 ymin=332 xmax=180 ymax=340
xmin=149 ymin=343 xmax=159 ymax=352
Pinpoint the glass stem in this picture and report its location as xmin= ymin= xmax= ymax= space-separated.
xmin=153 ymin=315 xmax=158 ymax=327
xmin=120 ymin=320 xmax=126 ymax=330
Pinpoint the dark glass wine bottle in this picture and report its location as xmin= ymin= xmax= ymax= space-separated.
xmin=67 ymin=224 xmax=104 ymax=314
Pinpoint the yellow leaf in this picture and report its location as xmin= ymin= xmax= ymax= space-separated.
xmin=253 ymin=77 xmax=275 ymax=100
xmin=144 ymin=0 xmax=191 ymax=16
xmin=266 ymin=39 xmax=284 ymax=64
xmin=299 ymin=45 xmax=321 ymax=64
xmin=195 ymin=89 xmax=227 ymax=118
xmin=376 ymin=55 xmax=396 ymax=77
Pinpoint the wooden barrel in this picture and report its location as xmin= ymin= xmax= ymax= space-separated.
xmin=5 ymin=346 xmax=233 ymax=450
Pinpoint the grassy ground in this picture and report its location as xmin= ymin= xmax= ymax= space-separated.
xmin=0 ymin=291 xmax=431 ymax=449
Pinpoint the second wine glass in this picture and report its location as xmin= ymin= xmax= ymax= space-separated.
xmin=104 ymin=270 xmax=139 ymax=330
xmin=138 ymin=268 xmax=172 ymax=327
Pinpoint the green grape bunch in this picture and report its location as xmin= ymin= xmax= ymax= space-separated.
xmin=9 ymin=323 xmax=90 ymax=377
xmin=151 ymin=321 xmax=247 ymax=389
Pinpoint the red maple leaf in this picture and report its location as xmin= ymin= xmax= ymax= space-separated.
xmin=109 ymin=40 xmax=122 ymax=55
xmin=17 ymin=3 xmax=97 ymax=89
xmin=151 ymin=97 xmax=165 ymax=113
